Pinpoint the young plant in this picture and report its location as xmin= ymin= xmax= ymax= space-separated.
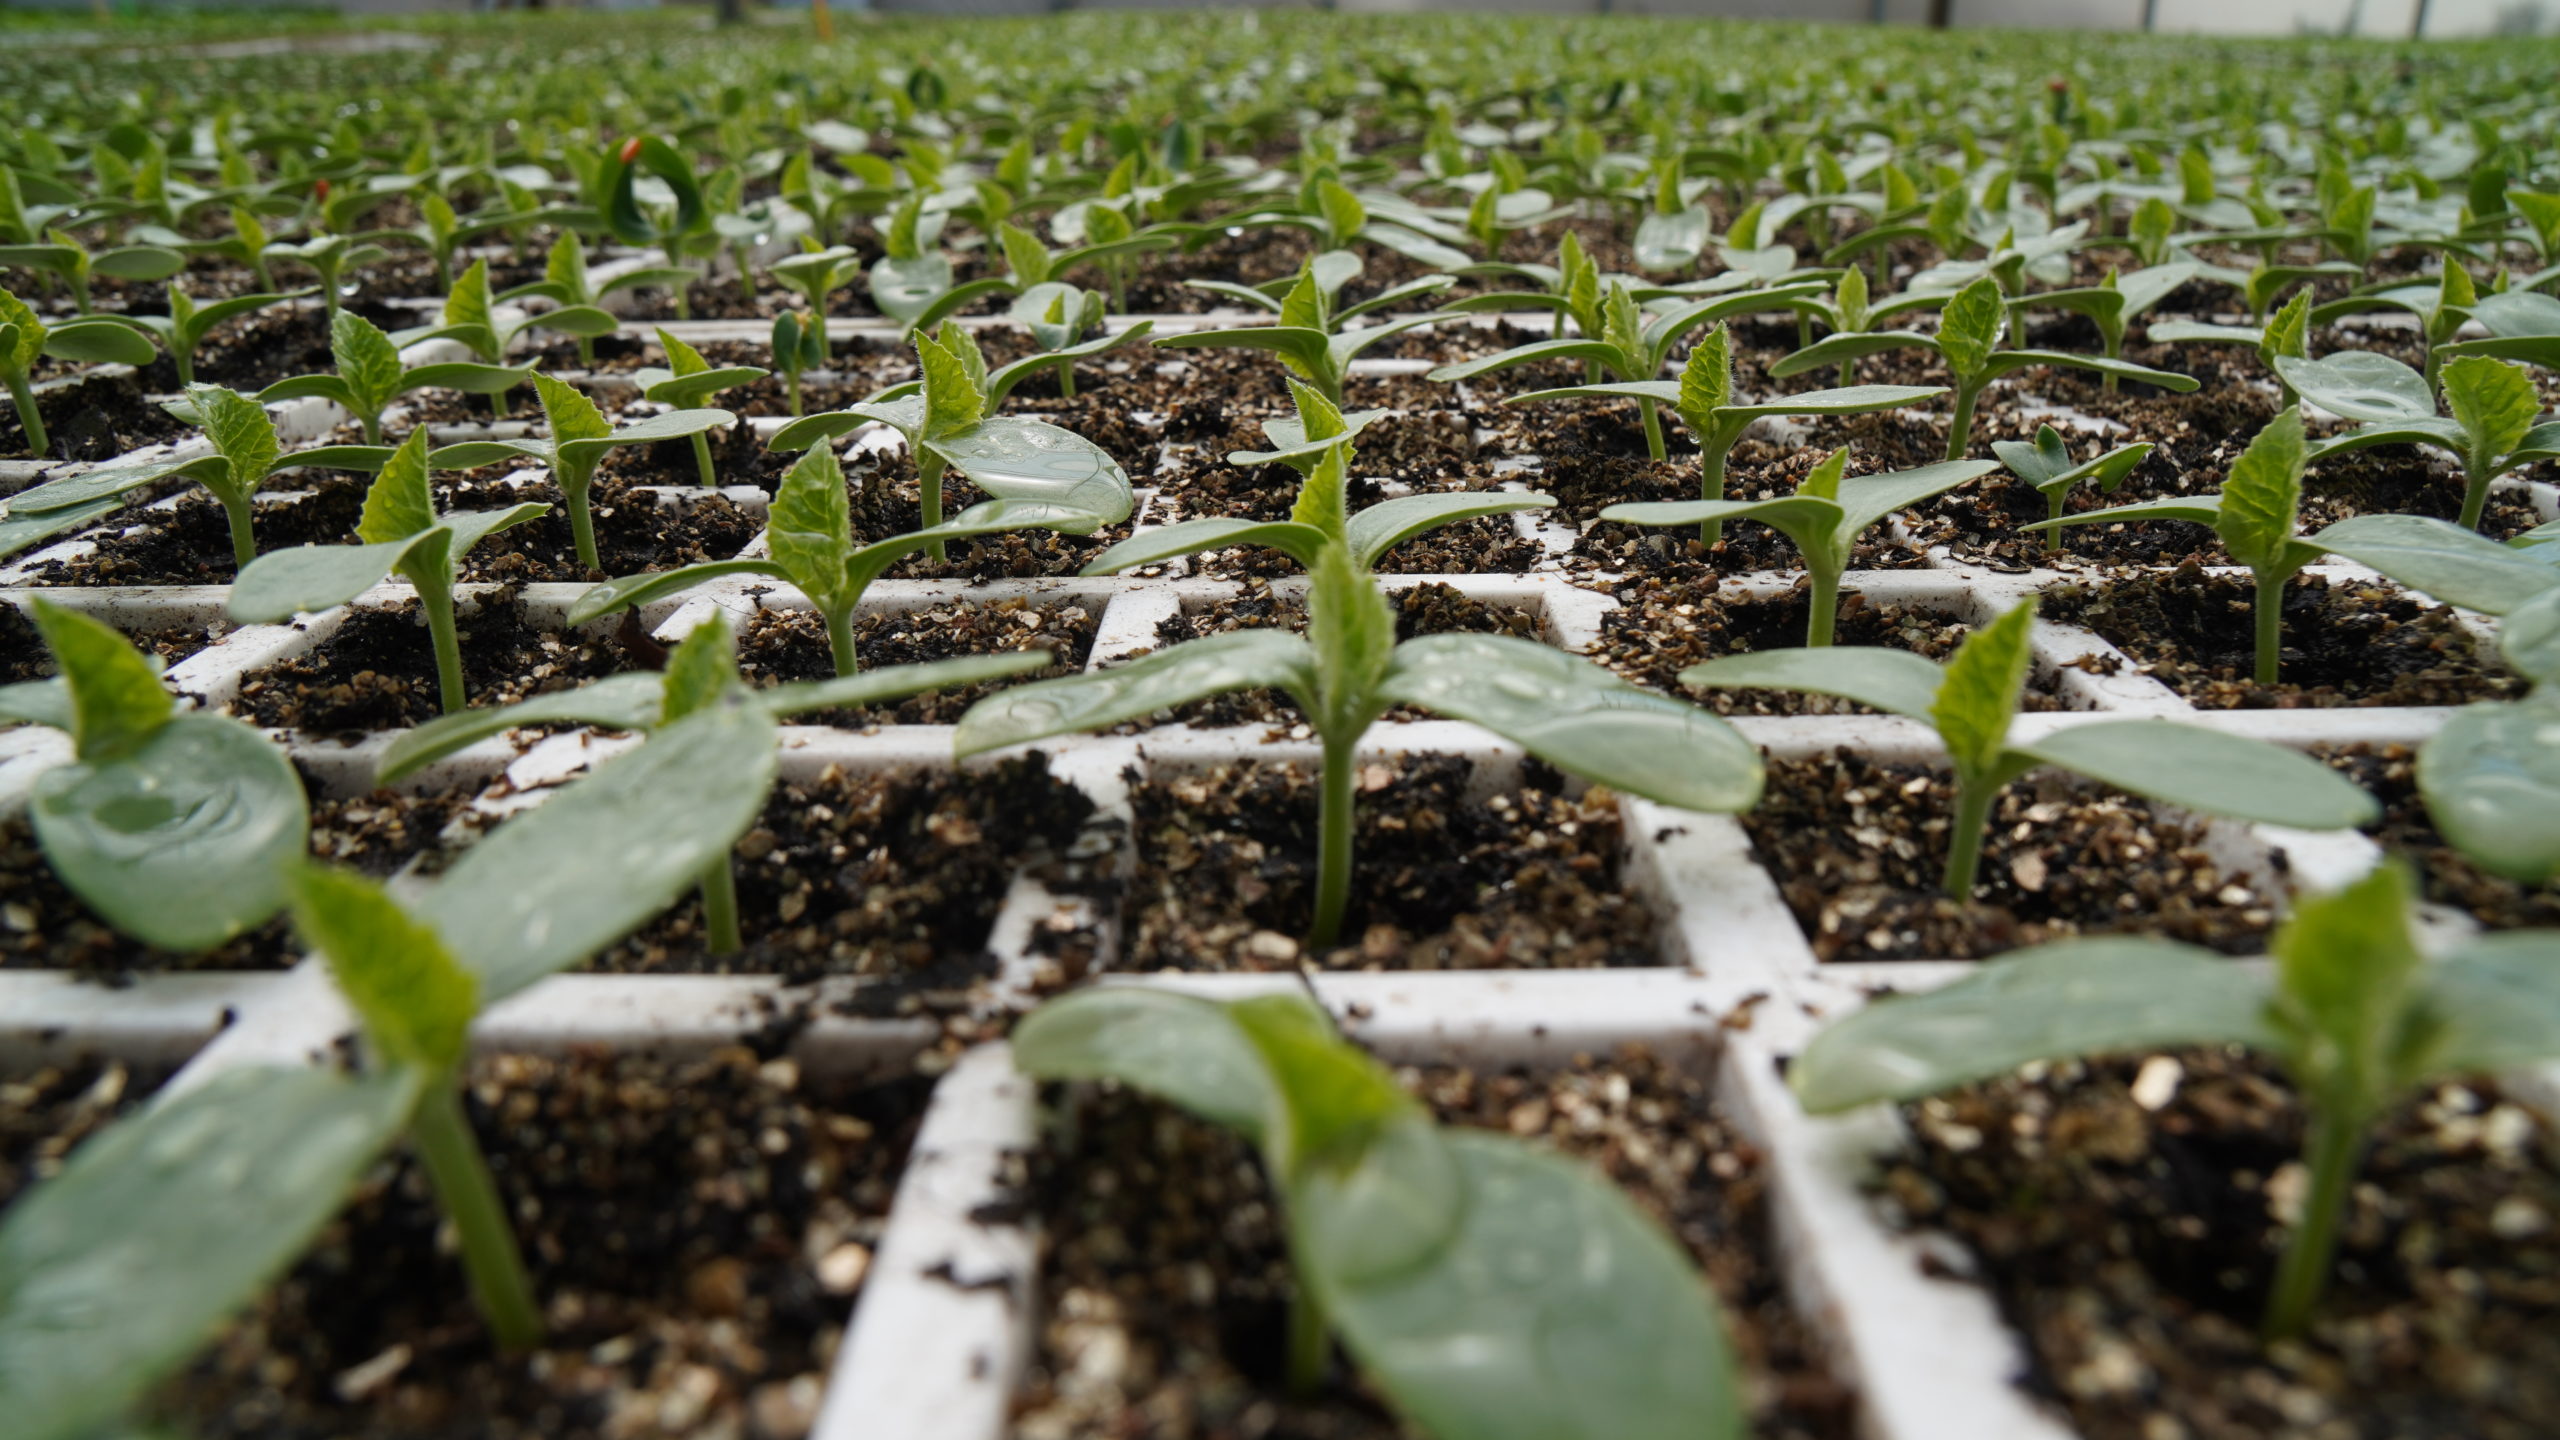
xmin=771 ymin=308 xmax=828 ymax=418
xmin=995 ymin=283 xmax=1154 ymax=401
xmin=2309 ymin=262 xmax=2479 ymax=387
xmin=1438 ymin=230 xmax=1607 ymax=337
xmin=1430 ymin=279 xmax=1827 ymax=460
xmin=1774 ymin=276 xmax=2199 ymax=460
xmin=2146 ymin=287 xmax=2313 ymax=406
xmin=0 ymin=599 xmax=307 ymax=952
xmin=499 ymin=232 xmax=696 ymax=367
xmin=2027 ymin=410 xmax=2319 ymax=683
xmin=1782 ymin=267 xmax=1958 ymax=386
xmin=631 ymin=329 xmax=768 ymax=487
xmin=2275 ymin=352 xmax=2559 ymax=533
xmin=1501 ymin=322 xmax=1945 ymax=543
xmin=1991 ymin=424 xmax=2155 ymax=548
xmin=1685 ymin=598 xmax=2375 ymax=897
xmin=394 ymin=259 xmax=615 ymax=416
xmin=103 ymin=279 xmax=313 ymax=389
xmin=2007 ymin=261 xmax=2199 ymax=388
xmin=1160 ymin=254 xmax=1452 ymax=405
xmin=765 ymin=324 xmax=1129 ymax=570
xmin=1014 ymin=987 xmax=1742 ymax=1440
xmin=0 ymin=284 xmax=159 ymax=456
xmin=372 ymin=614 xmax=1048 ymax=955
xmin=257 ymin=308 xmax=530 ymax=445
xmin=261 ymin=230 xmax=389 ymax=323
xmin=957 ymin=426 xmax=1761 ymax=949
xmin=1789 ymin=863 xmax=2560 ymax=1339
xmin=867 ymin=197 xmax=967 ymax=326
xmin=768 ymin=242 xmax=864 ymax=319
xmin=0 ymin=696 xmax=779 ymax=1440
xmin=228 ymin=428 xmax=549 ymax=715
xmin=0 ymin=226 xmax=183 ymax=314
xmin=1 ymin=381 xmax=302 ymax=568
xmin=452 ymin=372 xmax=734 ymax=572
xmin=582 ymin=381 xmax=1130 ymax=675
xmin=1602 ymin=447 xmax=1996 ymax=645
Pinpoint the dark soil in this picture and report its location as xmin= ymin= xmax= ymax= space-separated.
xmin=440 ymin=474 xmax=764 ymax=584
xmin=231 ymin=597 xmax=635 ymax=738
xmin=844 ymin=451 xmax=1123 ymax=582
xmin=2042 ymin=567 xmax=2523 ymax=711
xmin=1593 ymin=579 xmax=2060 ymax=717
xmin=0 ymin=1056 xmax=165 ymax=1207
xmin=134 ymin=299 xmax=337 ymax=394
xmin=0 ymin=602 xmax=219 ymax=681
xmin=1016 ymin=1046 xmax=1856 ymax=1440
xmin=161 ymin=1049 xmax=931 ymax=1440
xmin=0 ymin=369 xmax=190 ymax=462
xmin=1745 ymin=751 xmax=2276 ymax=963
xmin=1119 ymin=754 xmax=1652 ymax=972
xmin=19 ymin=470 xmax=369 ymax=588
xmin=1890 ymin=1048 xmax=2560 ymax=1440
xmin=2317 ymin=743 xmax=2560 ymax=931
xmin=590 ymin=754 xmax=1094 ymax=999
xmin=731 ymin=596 xmax=1096 ymax=726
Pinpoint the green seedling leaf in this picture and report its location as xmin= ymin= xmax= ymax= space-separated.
xmin=1013 ymin=987 xmax=1275 ymax=1137
xmin=29 ymin=599 xmax=170 ymax=762
xmin=2275 ymin=352 xmax=2436 ymax=423
xmin=1082 ymin=517 xmax=1331 ymax=574
xmin=378 ymin=672 xmax=670 ymax=783
xmin=1682 ymin=645 xmax=1946 ymax=720
xmin=2312 ymin=514 xmax=2560 ymax=615
xmin=956 ymin=629 xmax=1317 ymax=757
xmin=1930 ymin=601 xmax=2035 ymax=776
xmin=2217 ymin=408 xmax=2309 ymax=574
xmin=2441 ymin=355 xmax=2541 ymax=464
xmin=2418 ymin=691 xmax=2560 ymax=883
xmin=292 ymin=863 xmax=475 ymax=1072
xmin=2013 ymin=720 xmax=2381 ymax=832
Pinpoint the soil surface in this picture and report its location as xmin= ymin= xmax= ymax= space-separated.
xmin=0 ymin=369 xmax=190 ymax=461
xmin=0 ymin=602 xmax=219 ymax=681
xmin=1015 ymin=1046 xmax=1856 ymax=1440
xmin=162 ymin=1048 xmax=931 ymax=1440
xmin=2042 ymin=567 xmax=2522 ymax=710
xmin=18 ymin=470 xmax=370 ymax=587
xmin=231 ymin=597 xmax=634 ymax=738
xmin=2317 ymin=743 xmax=2560 ymax=932
xmin=1890 ymin=1049 xmax=2560 ymax=1440
xmin=1119 ymin=755 xmax=1652 ymax=972
xmin=1745 ymin=751 xmax=2275 ymax=962
xmin=731 ymin=596 xmax=1097 ymax=726
xmin=0 ymin=1056 xmax=165 ymax=1207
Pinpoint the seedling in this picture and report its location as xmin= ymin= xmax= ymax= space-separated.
xmin=444 ymin=371 xmax=734 ymax=572
xmin=2311 ymin=263 xmax=2481 ymax=387
xmin=0 ymin=227 xmax=183 ymax=314
xmin=1160 ymin=254 xmax=1451 ymax=405
xmin=2007 ymin=261 xmax=2198 ymax=388
xmin=0 ymin=599 xmax=307 ymax=952
xmin=0 ymin=381 xmax=303 ymax=567
xmin=768 ymin=241 xmax=864 ymax=319
xmin=373 ymin=614 xmax=1048 ymax=954
xmin=2275 ymin=351 xmax=2559 ymax=533
xmin=228 ymin=428 xmax=549 ymax=714
xmin=1499 ymin=321 xmax=1945 ymax=543
xmin=1603 ymin=447 xmax=1996 ymax=645
xmin=1790 ymin=863 xmax=2560 ymax=1339
xmin=260 ymin=230 xmax=388 ymax=323
xmin=1991 ymin=424 xmax=2154 ymax=548
xmin=0 ymin=694 xmax=779 ymax=1440
xmin=582 ymin=366 xmax=1130 ymax=674
xmin=868 ymin=197 xmax=962 ymax=325
xmin=764 ymin=323 xmax=1130 ymax=570
xmin=1438 ymin=230 xmax=1607 ymax=340
xmin=1631 ymin=154 xmax=1713 ymax=273
xmin=995 ymin=215 xmax=1176 ymax=298
xmin=994 ymin=284 xmax=1153 ymax=401
xmin=2028 ymin=410 xmax=2319 ymax=683
xmin=101 ymin=279 xmax=314 ymax=389
xmin=1685 ymin=598 xmax=2376 ymax=896
xmin=2147 ymin=287 xmax=2314 ymax=406
xmin=631 ymin=329 xmax=767 ymax=486
xmin=771 ymin=308 xmax=828 ymax=418
xmin=1430 ymin=279 xmax=1826 ymax=459
xmin=2437 ymin=290 xmax=2560 ymax=373
xmin=257 ymin=308 xmax=531 ymax=445
xmin=393 ymin=259 xmax=617 ymax=416
xmin=1014 ymin=987 xmax=1743 ymax=1440
xmin=958 ymin=401 xmax=1760 ymax=947
xmin=0 ymin=284 xmax=160 ymax=456
xmin=1782 ymin=267 xmax=1958 ymax=386
xmin=358 ymin=188 xmax=531 ymax=293
xmin=1774 ymin=276 xmax=2198 ymax=460
xmin=499 ymin=232 xmax=697 ymax=367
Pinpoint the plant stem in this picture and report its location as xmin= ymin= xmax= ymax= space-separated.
xmin=411 ymin=1082 xmax=543 ymax=1351
xmin=700 ymin=855 xmax=742 ymax=956
xmin=824 ymin=604 xmax=859 ymax=677
xmin=568 ymin=494 xmax=601 ymax=575
xmin=690 ymin=430 xmax=717 ymax=488
xmin=1944 ymin=380 xmax=1980 ymax=462
xmin=173 ymin=347 xmax=195 ymax=388
xmin=919 ymin=450 xmax=948 ymax=563
xmin=2044 ymin=487 xmax=2066 ymax=551
xmin=2253 ymin=568 xmax=2285 ymax=686
xmin=1698 ymin=440 xmax=1729 ymax=548
xmin=2264 ymin=1105 xmax=2365 ymax=1341
xmin=360 ymin=410 xmax=382 ymax=446
xmin=420 ymin=580 xmax=468 ymax=716
xmin=576 ymin=336 xmax=595 ymax=369
xmin=1837 ymin=356 xmax=1855 ymax=389
xmin=785 ymin=368 xmax=804 ymax=418
xmin=1287 ymin=1282 xmax=1329 ymax=1397
xmin=1806 ymin=565 xmax=1840 ymax=648
xmin=7 ymin=371 xmax=46 ymax=455
xmin=2458 ymin=458 xmax=2492 ymax=532
xmin=1058 ymin=361 xmax=1076 ymax=401
xmin=1308 ymin=731 xmax=1358 ymax=951
xmin=1942 ymin=769 xmax=1999 ymax=898
xmin=1638 ymin=396 xmax=1665 ymax=462
xmin=217 ymin=488 xmax=257 ymax=572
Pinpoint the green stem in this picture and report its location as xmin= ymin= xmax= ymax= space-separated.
xmin=824 ymin=603 xmax=859 ymax=678
xmin=1287 ymin=1282 xmax=1329 ymax=1397
xmin=1638 ymin=396 xmax=1665 ymax=462
xmin=6 ymin=370 xmax=45 ymax=455
xmin=69 ymin=273 xmax=92 ymax=315
xmin=576 ymin=336 xmax=595 ymax=369
xmin=420 ymin=579 xmax=468 ymax=716
xmin=411 ymin=1082 xmax=543 ymax=1351
xmin=785 ymin=368 xmax=805 ymax=419
xmin=700 ymin=854 xmax=742 ymax=956
xmin=173 ymin=346 xmax=195 ymax=388
xmin=2458 ymin=458 xmax=2492 ymax=533
xmin=360 ymin=409 xmax=383 ymax=446
xmin=1806 ymin=565 xmax=1840 ymax=648
xmin=1837 ymin=356 xmax=1855 ymax=389
xmin=567 ymin=494 xmax=601 ymax=575
xmin=1797 ymin=311 xmax=1814 ymax=351
xmin=1308 ymin=731 xmax=1358 ymax=951
xmin=1698 ymin=441 xmax=1730 ymax=548
xmin=919 ymin=450 xmax=948 ymax=563
xmin=1942 ymin=768 xmax=1999 ymax=899
xmin=2254 ymin=568 xmax=2285 ymax=686
xmin=2263 ymin=1105 xmax=2365 ymax=1341
xmin=217 ymin=488 xmax=257 ymax=573
xmin=1058 ymin=361 xmax=1076 ymax=401
xmin=690 ymin=429 xmax=717 ymax=488
xmin=1944 ymin=380 xmax=1980 ymax=462
xmin=2044 ymin=486 xmax=2066 ymax=551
